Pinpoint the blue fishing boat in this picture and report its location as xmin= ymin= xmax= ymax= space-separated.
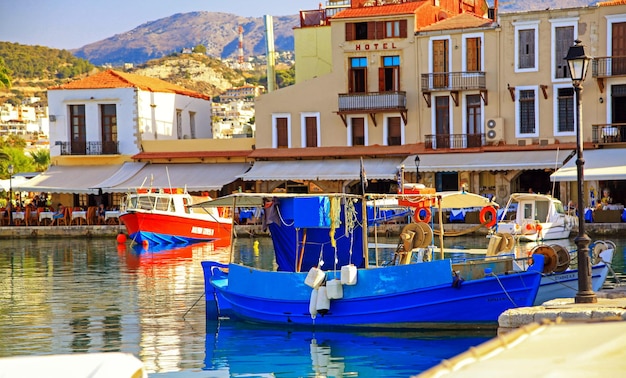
xmin=198 ymin=192 xmax=545 ymax=329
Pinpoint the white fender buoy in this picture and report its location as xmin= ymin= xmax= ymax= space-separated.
xmin=316 ymin=286 xmax=330 ymax=314
xmin=340 ymin=264 xmax=357 ymax=285
xmin=305 ymin=267 xmax=325 ymax=289
xmin=309 ymin=289 xmax=318 ymax=319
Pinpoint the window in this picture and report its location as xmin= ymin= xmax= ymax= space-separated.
xmin=386 ymin=116 xmax=402 ymax=146
xmin=554 ymin=26 xmax=574 ymax=79
xmin=519 ymin=89 xmax=536 ymax=135
xmin=176 ymin=109 xmax=183 ymax=139
xmin=351 ymin=117 xmax=365 ymax=146
xmin=380 ymin=56 xmax=400 ymax=91
xmin=100 ymin=104 xmax=117 ymax=154
xmin=435 ymin=96 xmax=450 ymax=148
xmin=301 ymin=113 xmax=319 ymax=147
xmin=466 ymin=95 xmax=482 ymax=147
xmin=432 ymin=39 xmax=449 ymax=88
xmin=69 ymin=104 xmax=86 ymax=154
xmin=465 ymin=37 xmax=482 ymax=72
xmin=276 ymin=117 xmax=289 ymax=148
xmin=189 ymin=111 xmax=196 ymax=138
xmin=349 ymin=57 xmax=367 ymax=93
xmin=346 ymin=20 xmax=406 ymax=41
xmin=557 ymin=87 xmax=574 ymax=133
xmin=514 ymin=21 xmax=539 ymax=72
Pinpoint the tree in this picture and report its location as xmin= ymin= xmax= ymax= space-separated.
xmin=193 ymin=44 xmax=207 ymax=54
xmin=30 ymin=149 xmax=50 ymax=172
xmin=0 ymin=57 xmax=12 ymax=89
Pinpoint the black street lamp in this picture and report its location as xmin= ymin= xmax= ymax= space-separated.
xmin=565 ymin=39 xmax=597 ymax=304
xmin=8 ymin=164 xmax=13 ymax=226
xmin=414 ymin=155 xmax=421 ymax=183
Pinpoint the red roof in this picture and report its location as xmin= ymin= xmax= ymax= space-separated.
xmin=131 ymin=150 xmax=252 ymax=160
xmin=49 ymin=69 xmax=210 ymax=100
xmin=417 ymin=13 xmax=494 ymax=32
xmin=250 ymin=144 xmax=420 ymax=159
xmin=332 ymin=1 xmax=427 ymax=19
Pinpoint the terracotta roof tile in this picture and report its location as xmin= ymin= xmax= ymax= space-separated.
xmin=250 ymin=144 xmax=421 ymax=159
xmin=598 ymin=0 xmax=626 ymax=5
xmin=131 ymin=150 xmax=252 ymax=160
xmin=49 ymin=69 xmax=210 ymax=100
xmin=417 ymin=12 xmax=494 ymax=32
xmin=332 ymin=1 xmax=427 ymax=19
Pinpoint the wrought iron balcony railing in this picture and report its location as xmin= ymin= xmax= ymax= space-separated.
xmin=338 ymin=91 xmax=406 ymax=112
xmin=59 ymin=141 xmax=119 ymax=155
xmin=424 ymin=133 xmax=485 ymax=149
xmin=421 ymin=72 xmax=486 ymax=92
xmin=592 ymin=57 xmax=626 ymax=78
xmin=591 ymin=123 xmax=626 ymax=144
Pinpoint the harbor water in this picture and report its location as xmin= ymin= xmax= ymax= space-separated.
xmin=0 ymin=235 xmax=624 ymax=377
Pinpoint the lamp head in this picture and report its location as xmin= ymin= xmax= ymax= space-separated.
xmin=7 ymin=164 xmax=13 ymax=175
xmin=565 ymin=39 xmax=591 ymax=83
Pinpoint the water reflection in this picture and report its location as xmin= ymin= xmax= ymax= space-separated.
xmin=204 ymin=321 xmax=493 ymax=377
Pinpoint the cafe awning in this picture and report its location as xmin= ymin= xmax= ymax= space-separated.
xmin=400 ymin=150 xmax=572 ymax=172
xmin=239 ymin=158 xmax=403 ymax=181
xmin=99 ymin=163 xmax=251 ymax=193
xmin=14 ymin=165 xmax=125 ymax=194
xmin=550 ymin=149 xmax=626 ymax=182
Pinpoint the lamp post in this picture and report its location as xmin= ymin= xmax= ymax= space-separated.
xmin=7 ymin=164 xmax=13 ymax=226
xmin=414 ymin=155 xmax=421 ymax=183
xmin=565 ymin=39 xmax=597 ymax=304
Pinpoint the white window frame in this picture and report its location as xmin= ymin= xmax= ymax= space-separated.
xmin=550 ymin=18 xmax=578 ymax=82
xmin=461 ymin=93 xmax=484 ymax=148
xmin=513 ymin=20 xmax=540 ymax=73
xmin=553 ymin=83 xmax=577 ymax=137
xmin=605 ymin=14 xmax=626 ymax=123
xmin=382 ymin=114 xmax=405 ymax=146
xmin=515 ymin=85 xmax=539 ymax=138
xmin=461 ymin=32 xmax=484 ymax=73
xmin=300 ymin=112 xmax=321 ymax=148
xmin=272 ymin=113 xmax=291 ymax=148
xmin=430 ymin=95 xmax=454 ymax=149
xmin=346 ymin=115 xmax=369 ymax=147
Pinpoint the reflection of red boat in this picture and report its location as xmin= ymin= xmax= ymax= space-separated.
xmin=119 ymin=189 xmax=232 ymax=245
xmin=120 ymin=241 xmax=231 ymax=277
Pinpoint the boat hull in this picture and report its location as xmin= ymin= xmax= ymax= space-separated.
xmin=121 ymin=210 xmax=231 ymax=245
xmin=202 ymin=257 xmax=544 ymax=329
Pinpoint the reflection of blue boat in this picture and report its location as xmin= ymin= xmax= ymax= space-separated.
xmin=203 ymin=321 xmax=493 ymax=377
xmin=198 ymin=193 xmax=545 ymax=329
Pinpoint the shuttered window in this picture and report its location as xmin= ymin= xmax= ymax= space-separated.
xmin=276 ymin=117 xmax=288 ymax=148
xmin=346 ymin=20 xmax=407 ymax=41
xmin=519 ymin=90 xmax=536 ymax=134
xmin=557 ymin=88 xmax=574 ymax=132
xmin=387 ymin=117 xmax=401 ymax=146
xmin=305 ymin=116 xmax=318 ymax=147
xmin=351 ymin=118 xmax=365 ymax=146
xmin=518 ymin=29 xmax=535 ymax=69
xmin=555 ymin=26 xmax=573 ymax=78
xmin=466 ymin=37 xmax=481 ymax=72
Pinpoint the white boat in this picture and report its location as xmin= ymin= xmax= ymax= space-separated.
xmin=495 ymin=193 xmax=578 ymax=241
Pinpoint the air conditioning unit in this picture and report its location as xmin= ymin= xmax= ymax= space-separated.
xmin=485 ymin=118 xmax=504 ymax=143
xmin=517 ymin=138 xmax=534 ymax=146
xmin=49 ymin=115 xmax=56 ymax=122
xmin=539 ymin=138 xmax=555 ymax=146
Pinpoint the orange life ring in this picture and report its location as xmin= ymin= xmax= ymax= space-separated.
xmin=479 ymin=206 xmax=497 ymax=228
xmin=415 ymin=207 xmax=432 ymax=223
xmin=523 ymin=222 xmax=537 ymax=235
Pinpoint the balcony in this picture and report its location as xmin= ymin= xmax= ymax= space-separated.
xmin=59 ymin=141 xmax=119 ymax=155
xmin=421 ymin=72 xmax=488 ymax=107
xmin=592 ymin=123 xmax=626 ymax=145
xmin=337 ymin=91 xmax=407 ymax=126
xmin=425 ymin=134 xmax=485 ymax=150
xmin=592 ymin=57 xmax=626 ymax=93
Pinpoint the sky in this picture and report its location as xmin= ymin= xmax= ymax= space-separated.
xmin=0 ymin=0 xmax=322 ymax=50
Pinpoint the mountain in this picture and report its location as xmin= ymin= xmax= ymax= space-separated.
xmin=73 ymin=12 xmax=298 ymax=66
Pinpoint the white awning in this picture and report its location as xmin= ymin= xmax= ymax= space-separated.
xmin=400 ymin=150 xmax=573 ymax=172
xmin=100 ymin=163 xmax=251 ymax=193
xmin=239 ymin=158 xmax=403 ymax=181
xmin=14 ymin=165 xmax=125 ymax=194
xmin=551 ymin=149 xmax=626 ymax=182
xmin=92 ymin=162 xmax=147 ymax=191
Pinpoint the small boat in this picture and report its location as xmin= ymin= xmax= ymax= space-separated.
xmin=198 ymin=192 xmax=545 ymax=329
xmin=495 ymin=193 xmax=578 ymax=241
xmin=513 ymin=240 xmax=615 ymax=306
xmin=119 ymin=188 xmax=232 ymax=245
